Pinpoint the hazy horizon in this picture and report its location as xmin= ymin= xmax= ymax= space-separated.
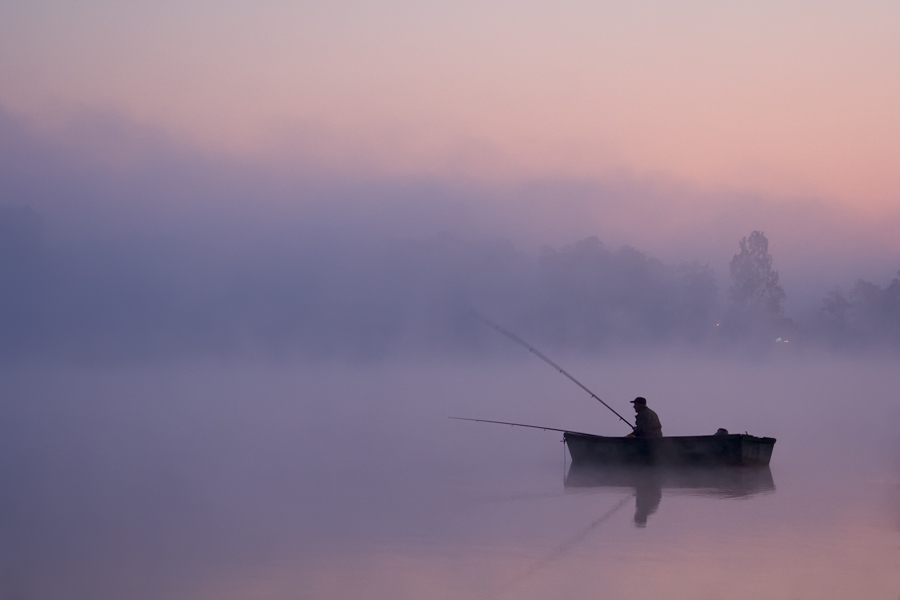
xmin=3 ymin=104 xmax=900 ymax=364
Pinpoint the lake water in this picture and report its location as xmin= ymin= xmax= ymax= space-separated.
xmin=1 ymin=354 xmax=899 ymax=599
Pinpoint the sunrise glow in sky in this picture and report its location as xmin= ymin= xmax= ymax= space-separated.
xmin=2 ymin=0 xmax=898 ymax=209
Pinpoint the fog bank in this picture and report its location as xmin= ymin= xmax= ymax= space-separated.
xmin=2 ymin=107 xmax=899 ymax=362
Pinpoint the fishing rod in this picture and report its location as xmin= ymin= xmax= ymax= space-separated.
xmin=473 ymin=313 xmax=634 ymax=430
xmin=448 ymin=416 xmax=595 ymax=437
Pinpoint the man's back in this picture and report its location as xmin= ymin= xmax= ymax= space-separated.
xmin=633 ymin=406 xmax=663 ymax=438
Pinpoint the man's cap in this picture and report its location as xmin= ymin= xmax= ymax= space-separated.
xmin=630 ymin=396 xmax=647 ymax=405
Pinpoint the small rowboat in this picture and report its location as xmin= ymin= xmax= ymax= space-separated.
xmin=473 ymin=318 xmax=778 ymax=469
xmin=564 ymin=431 xmax=776 ymax=467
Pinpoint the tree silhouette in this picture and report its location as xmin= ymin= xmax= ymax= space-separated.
xmin=729 ymin=231 xmax=785 ymax=316
xmin=820 ymin=270 xmax=900 ymax=347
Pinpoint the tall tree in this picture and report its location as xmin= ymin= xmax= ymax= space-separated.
xmin=729 ymin=231 xmax=786 ymax=316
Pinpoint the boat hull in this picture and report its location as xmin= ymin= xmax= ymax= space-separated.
xmin=564 ymin=432 xmax=776 ymax=467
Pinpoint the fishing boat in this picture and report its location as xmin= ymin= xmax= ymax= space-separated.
xmin=564 ymin=431 xmax=776 ymax=467
xmin=467 ymin=316 xmax=779 ymax=468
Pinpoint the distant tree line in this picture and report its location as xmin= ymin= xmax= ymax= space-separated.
xmin=527 ymin=237 xmax=718 ymax=350
xmin=0 ymin=205 xmax=898 ymax=361
xmin=818 ymin=272 xmax=900 ymax=348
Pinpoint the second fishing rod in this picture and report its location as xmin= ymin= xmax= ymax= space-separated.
xmin=473 ymin=313 xmax=635 ymax=430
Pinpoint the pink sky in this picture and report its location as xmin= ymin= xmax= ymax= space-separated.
xmin=2 ymin=0 xmax=898 ymax=210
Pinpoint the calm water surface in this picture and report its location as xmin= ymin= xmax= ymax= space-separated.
xmin=1 ymin=355 xmax=899 ymax=599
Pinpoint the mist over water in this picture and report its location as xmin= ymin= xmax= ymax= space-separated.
xmin=2 ymin=105 xmax=900 ymax=363
xmin=2 ymin=106 xmax=900 ymax=599
xmin=2 ymin=198 xmax=899 ymax=362
xmin=1 ymin=353 xmax=898 ymax=599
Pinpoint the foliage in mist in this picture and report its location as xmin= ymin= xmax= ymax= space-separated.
xmin=728 ymin=231 xmax=785 ymax=315
xmin=723 ymin=231 xmax=791 ymax=342
xmin=818 ymin=273 xmax=900 ymax=348
xmin=531 ymin=237 xmax=717 ymax=349
xmin=0 ymin=206 xmax=720 ymax=361
xmin=1 ymin=205 xmax=898 ymax=362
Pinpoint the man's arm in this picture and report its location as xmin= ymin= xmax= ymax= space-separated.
xmin=631 ymin=411 xmax=647 ymax=437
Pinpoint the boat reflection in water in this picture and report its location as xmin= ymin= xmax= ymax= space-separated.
xmin=565 ymin=463 xmax=776 ymax=527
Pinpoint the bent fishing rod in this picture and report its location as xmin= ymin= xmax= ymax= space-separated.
xmin=473 ymin=313 xmax=634 ymax=430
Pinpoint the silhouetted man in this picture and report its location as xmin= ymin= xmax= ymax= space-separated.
xmin=629 ymin=397 xmax=662 ymax=438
